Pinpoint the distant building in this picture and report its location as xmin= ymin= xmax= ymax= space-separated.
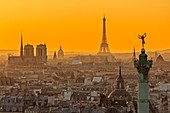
xmin=20 ymin=34 xmax=24 ymax=57
xmin=75 ymin=77 xmax=85 ymax=86
xmin=0 ymin=94 xmax=53 ymax=112
xmin=108 ymin=66 xmax=132 ymax=102
xmin=36 ymin=44 xmax=47 ymax=63
xmin=58 ymin=46 xmax=64 ymax=59
xmin=154 ymin=54 xmax=170 ymax=69
xmin=156 ymin=54 xmax=165 ymax=63
xmin=71 ymin=91 xmax=100 ymax=104
xmin=8 ymin=34 xmax=47 ymax=67
xmin=24 ymin=44 xmax=34 ymax=57
xmin=0 ymin=77 xmax=15 ymax=86
xmin=72 ymin=59 xmax=82 ymax=65
xmin=100 ymin=66 xmax=132 ymax=108
xmin=0 ymin=96 xmax=24 ymax=112
xmin=72 ymin=55 xmax=115 ymax=64
xmin=53 ymin=51 xmax=57 ymax=60
xmin=132 ymin=47 xmax=136 ymax=62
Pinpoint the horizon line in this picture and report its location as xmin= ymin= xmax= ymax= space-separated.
xmin=0 ymin=49 xmax=169 ymax=54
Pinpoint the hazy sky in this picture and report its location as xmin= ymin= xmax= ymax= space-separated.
xmin=0 ymin=0 xmax=170 ymax=52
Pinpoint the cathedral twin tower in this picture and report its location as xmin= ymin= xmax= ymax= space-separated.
xmin=20 ymin=34 xmax=47 ymax=61
xmin=8 ymin=34 xmax=47 ymax=66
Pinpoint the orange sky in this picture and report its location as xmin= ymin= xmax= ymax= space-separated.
xmin=0 ymin=0 xmax=170 ymax=53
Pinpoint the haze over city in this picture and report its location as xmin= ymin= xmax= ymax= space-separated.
xmin=0 ymin=0 xmax=170 ymax=52
xmin=0 ymin=1 xmax=170 ymax=113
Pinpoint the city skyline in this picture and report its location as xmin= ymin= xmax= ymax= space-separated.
xmin=0 ymin=0 xmax=169 ymax=52
xmin=0 ymin=1 xmax=170 ymax=112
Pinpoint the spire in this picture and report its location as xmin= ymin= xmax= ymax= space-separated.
xmin=53 ymin=51 xmax=57 ymax=60
xmin=133 ymin=47 xmax=136 ymax=61
xmin=20 ymin=33 xmax=23 ymax=57
xmin=116 ymin=66 xmax=124 ymax=89
xmin=60 ymin=45 xmax=62 ymax=50
xmin=102 ymin=16 xmax=106 ymax=44
xmin=119 ymin=66 xmax=121 ymax=77
xmin=133 ymin=47 xmax=136 ymax=57
xmin=103 ymin=14 xmax=106 ymax=21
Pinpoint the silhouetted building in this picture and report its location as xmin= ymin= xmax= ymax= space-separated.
xmin=132 ymin=47 xmax=136 ymax=62
xmin=8 ymin=35 xmax=48 ymax=66
xmin=154 ymin=54 xmax=170 ymax=68
xmin=20 ymin=33 xmax=24 ymax=57
xmin=100 ymin=67 xmax=132 ymax=108
xmin=53 ymin=51 xmax=57 ymax=60
xmin=36 ymin=44 xmax=47 ymax=63
xmin=73 ymin=55 xmax=115 ymax=64
xmin=24 ymin=44 xmax=34 ymax=57
xmin=58 ymin=46 xmax=64 ymax=59
xmin=108 ymin=66 xmax=132 ymax=102
xmin=156 ymin=54 xmax=165 ymax=63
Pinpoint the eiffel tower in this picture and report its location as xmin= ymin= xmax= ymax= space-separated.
xmin=98 ymin=16 xmax=111 ymax=55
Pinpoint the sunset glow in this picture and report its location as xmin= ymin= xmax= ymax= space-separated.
xmin=0 ymin=0 xmax=170 ymax=53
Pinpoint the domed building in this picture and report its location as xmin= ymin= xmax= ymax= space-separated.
xmin=58 ymin=46 xmax=64 ymax=59
xmin=100 ymin=67 xmax=132 ymax=109
xmin=156 ymin=54 xmax=165 ymax=63
xmin=108 ymin=67 xmax=131 ymax=101
xmin=154 ymin=54 xmax=168 ymax=68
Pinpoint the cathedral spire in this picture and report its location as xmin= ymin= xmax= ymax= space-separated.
xmin=116 ymin=66 xmax=125 ymax=89
xmin=119 ymin=66 xmax=122 ymax=77
xmin=20 ymin=33 xmax=23 ymax=57
xmin=53 ymin=51 xmax=57 ymax=60
xmin=133 ymin=47 xmax=136 ymax=61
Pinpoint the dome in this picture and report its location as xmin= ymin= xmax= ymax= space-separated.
xmin=108 ymin=66 xmax=132 ymax=101
xmin=58 ymin=46 xmax=64 ymax=58
xmin=108 ymin=89 xmax=132 ymax=101
xmin=156 ymin=54 xmax=164 ymax=62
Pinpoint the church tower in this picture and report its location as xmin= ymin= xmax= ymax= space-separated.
xmin=98 ymin=16 xmax=111 ymax=55
xmin=133 ymin=47 xmax=136 ymax=61
xmin=53 ymin=51 xmax=57 ymax=60
xmin=108 ymin=66 xmax=132 ymax=103
xmin=116 ymin=66 xmax=125 ymax=89
xmin=20 ymin=33 xmax=23 ymax=57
